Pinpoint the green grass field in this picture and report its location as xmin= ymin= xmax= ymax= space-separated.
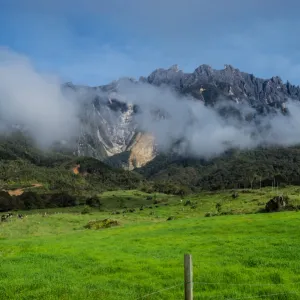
xmin=1 ymin=187 xmax=300 ymax=299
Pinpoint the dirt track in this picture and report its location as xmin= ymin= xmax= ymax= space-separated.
xmin=6 ymin=183 xmax=43 ymax=196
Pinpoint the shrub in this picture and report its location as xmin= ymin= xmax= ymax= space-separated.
xmin=204 ymin=212 xmax=217 ymax=217
xmin=184 ymin=200 xmax=192 ymax=206
xmin=84 ymin=219 xmax=119 ymax=230
xmin=153 ymin=198 xmax=165 ymax=204
xmin=81 ymin=206 xmax=91 ymax=214
xmin=232 ymin=192 xmax=239 ymax=199
xmin=86 ymin=196 xmax=101 ymax=207
xmin=216 ymin=203 xmax=222 ymax=213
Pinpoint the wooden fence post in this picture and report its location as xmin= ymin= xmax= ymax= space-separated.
xmin=184 ymin=254 xmax=193 ymax=300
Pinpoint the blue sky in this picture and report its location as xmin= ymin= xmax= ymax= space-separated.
xmin=1 ymin=0 xmax=300 ymax=86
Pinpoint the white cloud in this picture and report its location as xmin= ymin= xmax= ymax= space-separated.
xmin=117 ymin=80 xmax=300 ymax=158
xmin=0 ymin=47 xmax=80 ymax=147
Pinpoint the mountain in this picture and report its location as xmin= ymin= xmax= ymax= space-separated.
xmin=62 ymin=81 xmax=157 ymax=170
xmin=63 ymin=64 xmax=300 ymax=169
xmin=2 ymin=64 xmax=300 ymax=185
xmin=3 ymin=63 xmax=300 ymax=201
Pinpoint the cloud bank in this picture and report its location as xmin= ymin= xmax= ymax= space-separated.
xmin=0 ymin=48 xmax=80 ymax=147
xmin=117 ymin=80 xmax=300 ymax=158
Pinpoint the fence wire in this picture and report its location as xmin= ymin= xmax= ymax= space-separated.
xmin=193 ymin=281 xmax=300 ymax=286
xmin=135 ymin=280 xmax=299 ymax=299
xmin=135 ymin=283 xmax=183 ymax=299
xmin=229 ymin=292 xmax=297 ymax=300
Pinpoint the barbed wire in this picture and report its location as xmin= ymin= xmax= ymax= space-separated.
xmin=134 ymin=280 xmax=299 ymax=299
xmin=199 ymin=291 xmax=297 ymax=300
xmin=229 ymin=292 xmax=297 ymax=300
xmin=134 ymin=283 xmax=183 ymax=299
xmin=193 ymin=281 xmax=300 ymax=286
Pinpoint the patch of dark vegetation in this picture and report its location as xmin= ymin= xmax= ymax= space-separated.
xmin=239 ymin=189 xmax=255 ymax=194
xmin=19 ymin=192 xmax=44 ymax=210
xmin=204 ymin=212 xmax=217 ymax=217
xmin=232 ymin=192 xmax=239 ymax=199
xmin=0 ymin=191 xmax=17 ymax=212
xmin=139 ymin=147 xmax=300 ymax=192
xmin=85 ymin=196 xmax=101 ymax=208
xmin=167 ymin=216 xmax=177 ymax=221
xmin=84 ymin=219 xmax=119 ymax=230
xmin=265 ymin=195 xmax=289 ymax=212
xmin=47 ymin=192 xmax=78 ymax=208
xmin=140 ymin=180 xmax=190 ymax=196
xmin=153 ymin=198 xmax=166 ymax=205
xmin=81 ymin=206 xmax=91 ymax=215
xmin=0 ymin=191 xmax=91 ymax=212
xmin=184 ymin=200 xmax=197 ymax=208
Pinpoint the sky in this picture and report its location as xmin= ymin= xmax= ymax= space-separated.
xmin=1 ymin=0 xmax=300 ymax=86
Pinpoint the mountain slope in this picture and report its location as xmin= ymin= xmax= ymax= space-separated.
xmin=0 ymin=133 xmax=143 ymax=194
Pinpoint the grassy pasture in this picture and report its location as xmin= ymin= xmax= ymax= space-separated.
xmin=1 ymin=187 xmax=300 ymax=299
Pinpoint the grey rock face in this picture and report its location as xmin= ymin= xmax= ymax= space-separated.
xmin=144 ymin=64 xmax=300 ymax=114
xmin=62 ymin=82 xmax=138 ymax=161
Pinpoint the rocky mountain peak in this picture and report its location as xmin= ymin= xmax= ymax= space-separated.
xmin=145 ymin=65 xmax=184 ymax=86
xmin=168 ymin=64 xmax=180 ymax=72
xmin=194 ymin=64 xmax=213 ymax=73
xmin=63 ymin=63 xmax=300 ymax=170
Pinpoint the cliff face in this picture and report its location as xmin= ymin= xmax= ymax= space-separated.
xmin=63 ymin=82 xmax=138 ymax=162
xmin=64 ymin=65 xmax=300 ymax=169
xmin=128 ymin=133 xmax=156 ymax=170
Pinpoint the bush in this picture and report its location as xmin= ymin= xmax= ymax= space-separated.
xmin=86 ymin=196 xmax=101 ymax=207
xmin=84 ymin=219 xmax=119 ymax=230
xmin=216 ymin=203 xmax=222 ymax=213
xmin=204 ymin=212 xmax=218 ymax=217
xmin=153 ymin=198 xmax=165 ymax=204
xmin=81 ymin=206 xmax=91 ymax=214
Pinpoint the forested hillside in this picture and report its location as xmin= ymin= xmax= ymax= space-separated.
xmin=138 ymin=147 xmax=300 ymax=191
